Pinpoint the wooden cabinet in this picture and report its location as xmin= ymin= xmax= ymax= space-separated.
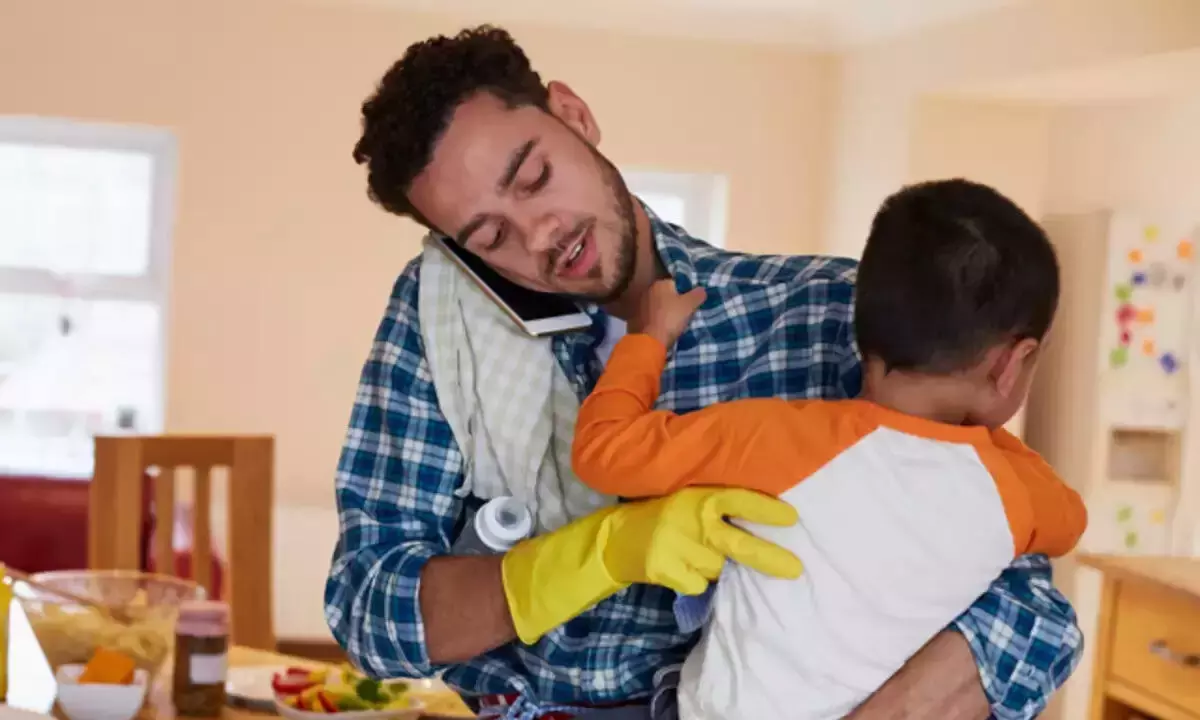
xmin=1082 ymin=554 xmax=1200 ymax=720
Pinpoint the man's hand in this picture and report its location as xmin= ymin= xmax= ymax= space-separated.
xmin=501 ymin=487 xmax=802 ymax=644
xmin=628 ymin=279 xmax=707 ymax=347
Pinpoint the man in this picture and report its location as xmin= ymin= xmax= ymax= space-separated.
xmin=325 ymin=24 xmax=1082 ymax=720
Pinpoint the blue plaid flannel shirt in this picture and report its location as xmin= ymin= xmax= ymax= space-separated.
xmin=325 ymin=210 xmax=1084 ymax=719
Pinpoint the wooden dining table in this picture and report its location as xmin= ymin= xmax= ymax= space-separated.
xmin=3 ymin=604 xmax=474 ymax=719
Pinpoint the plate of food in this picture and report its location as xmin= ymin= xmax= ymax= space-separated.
xmin=272 ymin=664 xmax=423 ymax=718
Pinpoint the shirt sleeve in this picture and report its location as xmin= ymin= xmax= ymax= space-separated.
xmin=324 ymin=259 xmax=465 ymax=680
xmin=953 ymin=555 xmax=1085 ymax=720
xmin=572 ymin=333 xmax=838 ymax=497
xmin=990 ymin=428 xmax=1088 ymax=557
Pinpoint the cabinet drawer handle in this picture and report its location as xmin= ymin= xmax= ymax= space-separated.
xmin=1149 ymin=640 xmax=1200 ymax=668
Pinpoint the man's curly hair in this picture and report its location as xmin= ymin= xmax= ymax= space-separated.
xmin=352 ymin=25 xmax=550 ymax=227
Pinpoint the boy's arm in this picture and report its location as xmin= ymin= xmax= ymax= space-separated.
xmin=572 ymin=334 xmax=820 ymax=497
xmin=991 ymin=428 xmax=1088 ymax=557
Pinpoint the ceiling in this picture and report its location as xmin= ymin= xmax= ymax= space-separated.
xmin=945 ymin=48 xmax=1200 ymax=104
xmin=332 ymin=0 xmax=1028 ymax=48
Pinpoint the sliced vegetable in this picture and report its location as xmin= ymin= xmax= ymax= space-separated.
xmin=316 ymin=691 xmax=338 ymax=713
xmin=333 ymin=693 xmax=371 ymax=711
xmin=298 ymin=685 xmax=323 ymax=710
xmin=272 ymin=668 xmax=318 ymax=695
xmin=356 ymin=677 xmax=386 ymax=704
xmin=274 ymin=665 xmax=415 ymax=713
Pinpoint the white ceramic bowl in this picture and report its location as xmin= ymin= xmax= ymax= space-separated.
xmin=54 ymin=664 xmax=149 ymax=720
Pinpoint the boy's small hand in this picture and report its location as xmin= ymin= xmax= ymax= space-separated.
xmin=629 ymin=279 xmax=707 ymax=348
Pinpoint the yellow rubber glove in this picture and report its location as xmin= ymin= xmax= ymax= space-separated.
xmin=501 ymin=487 xmax=802 ymax=644
xmin=0 ymin=564 xmax=11 ymax=701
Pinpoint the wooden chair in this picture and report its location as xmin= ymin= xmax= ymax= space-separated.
xmin=88 ymin=435 xmax=275 ymax=650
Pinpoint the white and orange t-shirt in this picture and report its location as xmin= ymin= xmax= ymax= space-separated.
xmin=573 ymin=334 xmax=1087 ymax=720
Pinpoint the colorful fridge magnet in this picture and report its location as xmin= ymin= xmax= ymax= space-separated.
xmin=1120 ymin=330 xmax=1132 ymax=345
xmin=1142 ymin=339 xmax=1156 ymax=355
xmin=1116 ymin=505 xmax=1139 ymax=550
xmin=1132 ymin=271 xmax=1147 ymax=286
xmin=1160 ymin=352 xmax=1179 ymax=374
xmin=1125 ymin=530 xmax=1139 ymax=549
xmin=1145 ymin=225 xmax=1160 ymax=242
xmin=1128 ymin=248 xmax=1144 ymax=263
xmin=1115 ymin=283 xmax=1134 ymax=301
xmin=1136 ymin=307 xmax=1155 ymax=324
xmin=1110 ymin=346 xmax=1129 ymax=369
xmin=1178 ymin=239 xmax=1193 ymax=259
xmin=1117 ymin=304 xmax=1137 ymax=323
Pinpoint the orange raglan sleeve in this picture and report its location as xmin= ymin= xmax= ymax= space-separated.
xmin=572 ymin=334 xmax=835 ymax=498
xmin=990 ymin=428 xmax=1088 ymax=557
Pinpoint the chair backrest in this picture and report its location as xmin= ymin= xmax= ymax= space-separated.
xmin=89 ymin=435 xmax=274 ymax=650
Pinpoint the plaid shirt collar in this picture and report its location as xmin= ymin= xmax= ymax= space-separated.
xmin=564 ymin=204 xmax=701 ymax=373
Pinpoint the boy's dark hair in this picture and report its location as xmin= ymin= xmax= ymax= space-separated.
xmin=352 ymin=25 xmax=548 ymax=227
xmin=855 ymin=178 xmax=1059 ymax=374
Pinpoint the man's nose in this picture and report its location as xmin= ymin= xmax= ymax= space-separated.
xmin=523 ymin=213 xmax=564 ymax=256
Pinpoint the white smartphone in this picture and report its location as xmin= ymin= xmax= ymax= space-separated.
xmin=435 ymin=235 xmax=594 ymax=337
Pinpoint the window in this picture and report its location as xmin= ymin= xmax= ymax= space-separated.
xmin=624 ymin=169 xmax=729 ymax=248
xmin=0 ymin=117 xmax=176 ymax=477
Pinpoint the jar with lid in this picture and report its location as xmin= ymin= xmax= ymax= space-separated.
xmin=172 ymin=600 xmax=229 ymax=716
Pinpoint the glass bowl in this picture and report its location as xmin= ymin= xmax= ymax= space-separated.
xmin=14 ymin=570 xmax=205 ymax=683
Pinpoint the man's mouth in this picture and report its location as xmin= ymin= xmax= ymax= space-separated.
xmin=556 ymin=224 xmax=597 ymax=279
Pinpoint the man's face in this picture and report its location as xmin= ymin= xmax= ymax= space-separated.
xmin=407 ymin=87 xmax=638 ymax=302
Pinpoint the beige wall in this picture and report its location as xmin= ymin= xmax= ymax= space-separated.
xmin=0 ymin=0 xmax=834 ymax=637
xmin=908 ymin=97 xmax=1054 ymax=217
xmin=826 ymin=0 xmax=1200 ymax=258
xmin=1046 ymin=94 xmax=1200 ymax=218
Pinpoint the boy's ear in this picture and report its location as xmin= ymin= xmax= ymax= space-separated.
xmin=987 ymin=338 xmax=1040 ymax=397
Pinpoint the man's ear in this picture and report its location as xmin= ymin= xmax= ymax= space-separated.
xmin=547 ymin=81 xmax=600 ymax=145
xmin=988 ymin=337 xmax=1039 ymax=397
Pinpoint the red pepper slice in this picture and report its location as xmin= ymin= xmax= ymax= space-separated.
xmin=271 ymin=671 xmax=316 ymax=696
xmin=316 ymin=690 xmax=338 ymax=713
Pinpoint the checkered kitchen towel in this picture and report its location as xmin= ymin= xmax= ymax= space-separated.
xmin=417 ymin=235 xmax=614 ymax=533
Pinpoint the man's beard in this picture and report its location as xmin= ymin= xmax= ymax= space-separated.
xmin=574 ymin=144 xmax=638 ymax=305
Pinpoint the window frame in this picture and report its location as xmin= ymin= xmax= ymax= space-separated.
xmin=623 ymin=168 xmax=730 ymax=248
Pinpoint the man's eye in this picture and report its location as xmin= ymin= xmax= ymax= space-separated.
xmin=487 ymin=224 xmax=507 ymax=251
xmin=525 ymin=162 xmax=551 ymax=193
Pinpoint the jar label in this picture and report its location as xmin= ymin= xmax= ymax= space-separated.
xmin=190 ymin=652 xmax=228 ymax=685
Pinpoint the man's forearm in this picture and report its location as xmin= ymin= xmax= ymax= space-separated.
xmin=419 ymin=555 xmax=517 ymax=664
xmin=847 ymin=631 xmax=989 ymax=720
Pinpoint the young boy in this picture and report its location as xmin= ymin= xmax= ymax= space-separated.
xmin=572 ymin=179 xmax=1087 ymax=720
